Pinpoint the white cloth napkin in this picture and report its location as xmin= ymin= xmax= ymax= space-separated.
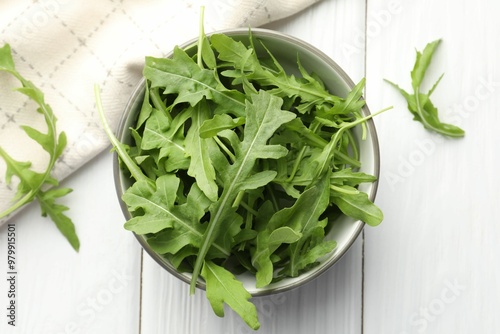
xmin=0 ymin=0 xmax=321 ymax=224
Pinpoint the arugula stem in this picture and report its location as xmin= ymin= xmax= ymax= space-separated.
xmin=94 ymin=85 xmax=152 ymax=185
xmin=316 ymin=106 xmax=392 ymax=178
xmin=214 ymin=136 xmax=236 ymax=163
xmin=303 ymin=131 xmax=328 ymax=147
xmin=330 ymin=184 xmax=359 ymax=195
xmin=335 ymin=150 xmax=361 ymax=168
xmin=232 ymin=191 xmax=245 ymax=209
xmin=414 ymin=87 xmax=463 ymax=137
xmin=287 ymin=121 xmax=320 ymax=181
xmin=353 ymin=111 xmax=368 ymax=140
xmin=286 ymin=146 xmax=306 ymax=182
xmin=333 ymin=106 xmax=392 ymax=145
xmin=191 ymin=181 xmax=234 ymax=293
xmin=239 ymin=200 xmax=259 ymax=217
xmin=344 ymin=130 xmax=359 ymax=162
xmin=414 ymin=87 xmax=437 ymax=130
xmin=266 ymin=184 xmax=280 ymax=213
xmin=149 ymin=87 xmax=172 ymax=122
xmin=237 ymin=194 xmax=256 ymax=252
xmin=197 ymin=6 xmax=205 ymax=69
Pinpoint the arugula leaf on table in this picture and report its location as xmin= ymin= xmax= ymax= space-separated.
xmin=0 ymin=43 xmax=79 ymax=251
xmin=385 ymin=39 xmax=465 ymax=137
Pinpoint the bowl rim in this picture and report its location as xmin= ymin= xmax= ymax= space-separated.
xmin=113 ymin=27 xmax=380 ymax=296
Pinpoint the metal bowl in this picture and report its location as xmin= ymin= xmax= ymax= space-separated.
xmin=113 ymin=28 xmax=380 ymax=296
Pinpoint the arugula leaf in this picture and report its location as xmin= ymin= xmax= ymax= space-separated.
xmin=385 ymin=39 xmax=465 ymax=137
xmin=184 ymin=99 xmax=219 ymax=201
xmin=143 ymin=48 xmax=246 ymax=117
xmin=277 ymin=172 xmax=336 ymax=277
xmin=210 ymin=33 xmax=338 ymax=106
xmin=330 ymin=186 xmax=383 ymax=227
xmin=411 ymin=40 xmax=440 ymax=91
xmin=122 ymin=174 xmax=182 ymax=234
xmin=0 ymin=43 xmax=79 ymax=251
xmin=251 ymin=224 xmax=303 ymax=287
xmin=201 ymin=260 xmax=260 ymax=330
xmin=199 ymin=114 xmax=246 ymax=138
xmin=141 ymin=107 xmax=189 ymax=172
xmin=136 ymin=84 xmax=154 ymax=129
xmin=190 ymin=90 xmax=296 ymax=293
xmin=38 ymin=187 xmax=79 ymax=250
xmin=330 ymin=168 xmax=377 ymax=186
xmin=251 ymin=172 xmax=334 ymax=285
xmin=121 ymin=174 xmax=231 ymax=260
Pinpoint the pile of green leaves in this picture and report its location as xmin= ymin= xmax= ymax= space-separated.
xmin=385 ymin=39 xmax=465 ymax=138
xmin=97 ymin=30 xmax=384 ymax=329
xmin=0 ymin=44 xmax=79 ymax=251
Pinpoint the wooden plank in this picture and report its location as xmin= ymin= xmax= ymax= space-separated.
xmin=139 ymin=0 xmax=367 ymax=333
xmin=0 ymin=152 xmax=142 ymax=334
xmin=364 ymin=0 xmax=500 ymax=333
xmin=141 ymin=238 xmax=363 ymax=334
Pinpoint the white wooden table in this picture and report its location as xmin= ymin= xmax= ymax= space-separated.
xmin=1 ymin=0 xmax=499 ymax=333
